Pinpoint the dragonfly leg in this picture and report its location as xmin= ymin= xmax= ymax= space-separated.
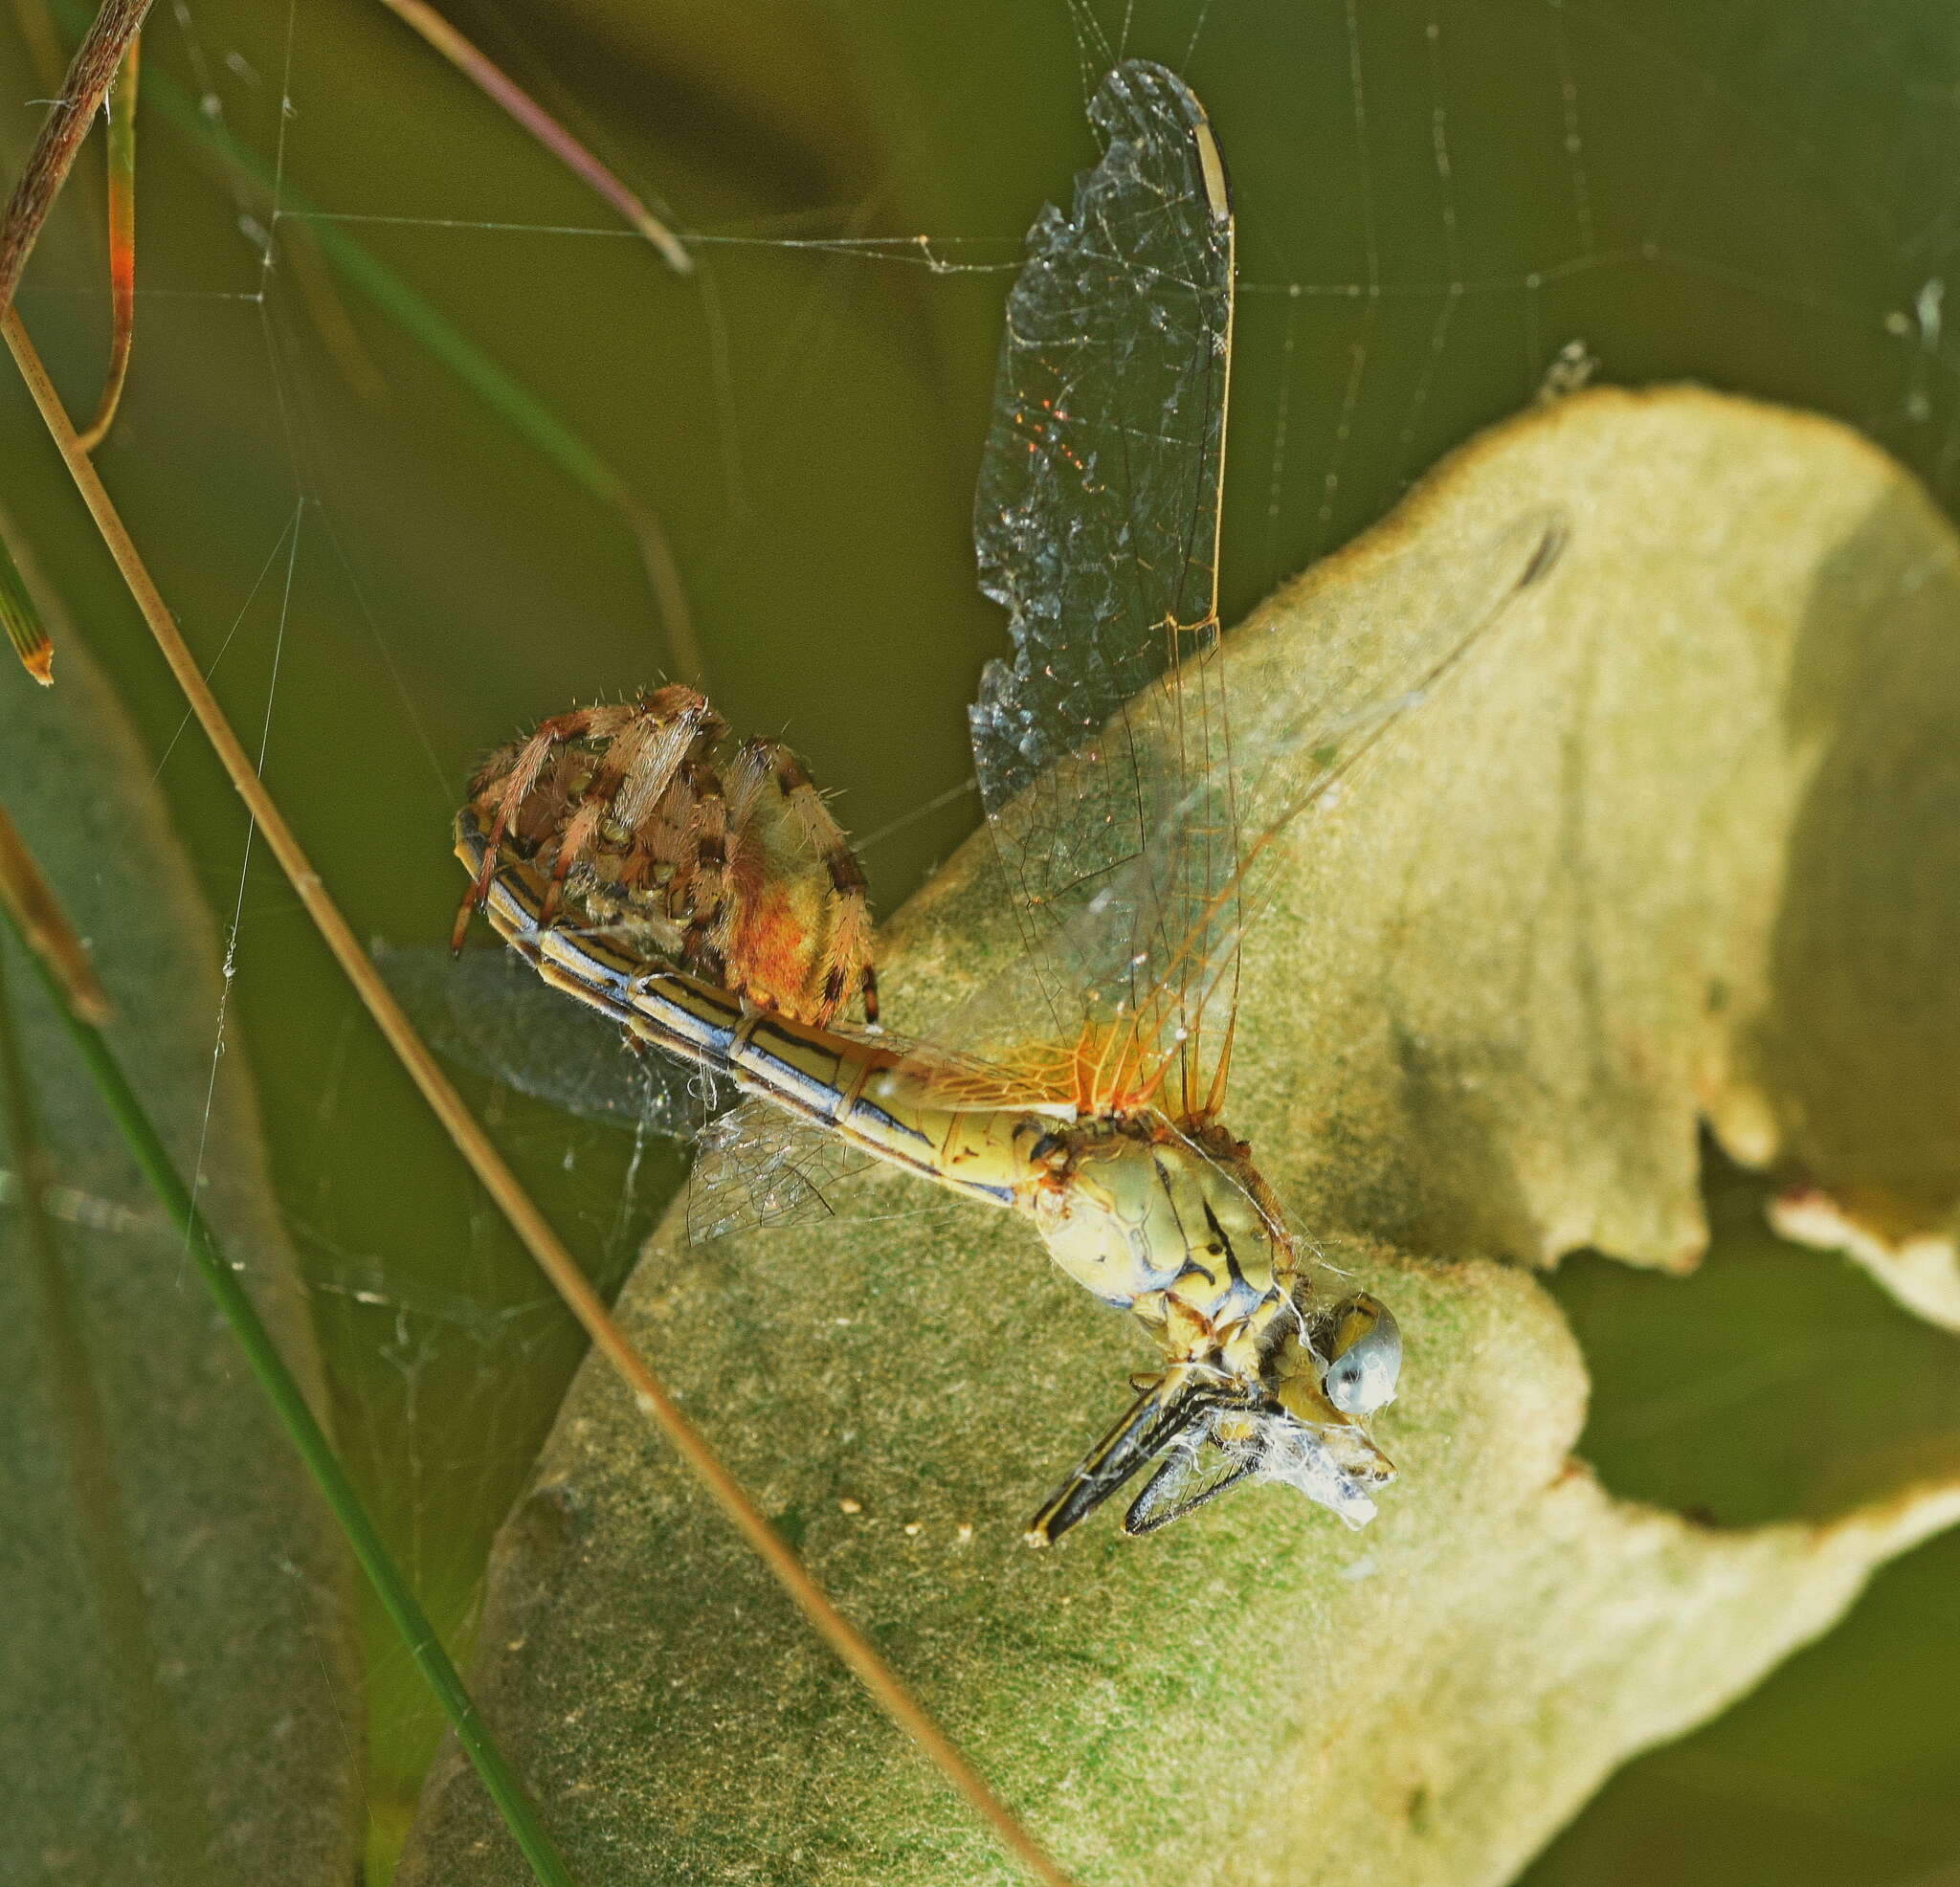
xmin=1023 ymin=1365 xmax=1220 ymax=1545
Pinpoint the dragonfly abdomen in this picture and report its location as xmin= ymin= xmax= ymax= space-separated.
xmin=468 ymin=824 xmax=1034 ymax=1209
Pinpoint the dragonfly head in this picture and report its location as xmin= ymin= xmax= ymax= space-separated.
xmin=1202 ymin=1289 xmax=1400 ymax=1524
xmin=1269 ymin=1290 xmax=1402 ymax=1420
xmin=1312 ymin=1291 xmax=1403 ymax=1416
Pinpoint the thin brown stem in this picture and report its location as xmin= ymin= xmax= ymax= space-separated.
xmin=3 ymin=307 xmax=1076 ymax=1887
xmin=0 ymin=0 xmax=152 ymax=314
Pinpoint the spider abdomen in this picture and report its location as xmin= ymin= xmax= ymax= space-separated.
xmin=454 ymin=686 xmax=879 ymax=1030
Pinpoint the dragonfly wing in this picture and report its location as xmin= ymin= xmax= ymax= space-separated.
xmin=1230 ymin=508 xmax=1570 ymax=865
xmin=375 ymin=944 xmax=709 ymax=1135
xmin=685 ymin=1096 xmax=880 ymax=1244
xmin=963 ymin=64 xmax=1568 ymax=1123
xmin=1046 ymin=505 xmax=1570 ymax=1119
xmin=1160 ymin=507 xmax=1570 ymax=1079
xmin=969 ymin=59 xmax=1238 ymax=1076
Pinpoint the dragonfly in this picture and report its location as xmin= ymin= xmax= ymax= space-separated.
xmin=425 ymin=59 xmax=1565 ymax=1543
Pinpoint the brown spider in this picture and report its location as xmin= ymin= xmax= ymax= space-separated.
xmin=452 ymin=684 xmax=879 ymax=1029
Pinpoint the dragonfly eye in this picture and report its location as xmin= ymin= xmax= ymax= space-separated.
xmin=1319 ymin=1293 xmax=1402 ymax=1416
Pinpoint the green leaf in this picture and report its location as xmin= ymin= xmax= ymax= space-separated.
xmin=0 ymin=536 xmax=365 ymax=1884
xmin=397 ymin=388 xmax=1960 ymax=1886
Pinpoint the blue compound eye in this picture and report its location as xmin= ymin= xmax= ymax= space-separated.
xmin=1321 ymin=1294 xmax=1402 ymax=1416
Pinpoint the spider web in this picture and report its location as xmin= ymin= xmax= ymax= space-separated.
xmin=5 ymin=0 xmax=1958 ymax=1865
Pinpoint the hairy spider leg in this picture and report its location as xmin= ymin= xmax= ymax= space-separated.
xmin=539 ymin=688 xmax=722 ymax=924
xmin=727 ymin=741 xmax=880 ymax=1026
xmin=671 ymin=751 xmax=735 ymax=986
xmin=451 ymin=700 xmax=641 ymax=950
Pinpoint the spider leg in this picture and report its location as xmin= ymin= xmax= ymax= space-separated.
xmin=539 ymin=689 xmax=723 ymax=927
xmin=730 ymin=741 xmax=880 ymax=1026
xmin=613 ymin=690 xmax=720 ymax=829
xmin=673 ymin=756 xmax=735 ymax=985
xmin=451 ymin=704 xmax=626 ymax=951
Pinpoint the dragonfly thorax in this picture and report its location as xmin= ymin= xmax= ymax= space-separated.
xmin=1027 ymin=1123 xmax=1287 ymax=1365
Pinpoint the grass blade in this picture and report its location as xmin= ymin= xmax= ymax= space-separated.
xmin=375 ymin=0 xmax=690 ymax=274
xmin=0 ymin=514 xmax=54 ymax=681
xmin=86 ymin=11 xmax=705 ymax=687
xmin=76 ymin=30 xmax=138 ymax=452
xmin=0 ymin=947 xmax=212 ymax=1885
xmin=0 ymin=829 xmax=578 ymax=1887
xmin=0 ymin=800 xmax=108 ymax=1019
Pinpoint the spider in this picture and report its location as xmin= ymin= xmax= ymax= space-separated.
xmin=452 ymin=685 xmax=879 ymax=1029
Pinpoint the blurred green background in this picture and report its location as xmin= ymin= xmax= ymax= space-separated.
xmin=2 ymin=0 xmax=1957 ymax=1878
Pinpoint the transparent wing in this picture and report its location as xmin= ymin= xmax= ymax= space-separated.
xmin=685 ymin=1096 xmax=880 ymax=1244
xmin=921 ymin=507 xmax=1568 ymax=1119
xmin=1229 ymin=510 xmax=1569 ymax=871
xmin=969 ymin=58 xmax=1237 ymax=1086
xmin=375 ymin=944 xmax=709 ymax=1134
xmin=1080 ymin=506 xmax=1571 ymax=1117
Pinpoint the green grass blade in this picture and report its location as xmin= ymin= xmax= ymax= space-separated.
xmin=0 ymin=886 xmax=579 ymax=1887
xmin=0 ymin=514 xmax=53 ymax=682
xmin=0 ymin=950 xmax=212 ymax=1886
